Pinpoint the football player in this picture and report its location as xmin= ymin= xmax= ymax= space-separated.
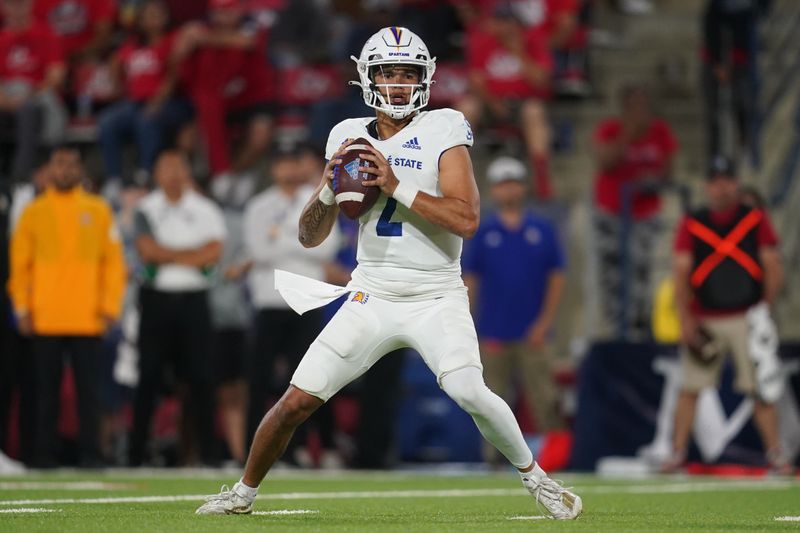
xmin=196 ymin=26 xmax=582 ymax=520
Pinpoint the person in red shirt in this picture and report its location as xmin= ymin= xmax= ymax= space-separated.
xmin=665 ymin=155 xmax=791 ymax=475
xmin=506 ymin=0 xmax=590 ymax=97
xmin=34 ymin=0 xmax=115 ymax=61
xmin=97 ymin=0 xmax=191 ymax=194
xmin=173 ymin=0 xmax=275 ymax=196
xmin=0 ymin=0 xmax=66 ymax=184
xmin=591 ymin=83 xmax=678 ymax=338
xmin=464 ymin=0 xmax=579 ymax=46
xmin=457 ymin=0 xmax=589 ymax=96
xmin=456 ymin=4 xmax=555 ymax=200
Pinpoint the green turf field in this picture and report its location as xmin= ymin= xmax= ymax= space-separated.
xmin=0 ymin=470 xmax=798 ymax=532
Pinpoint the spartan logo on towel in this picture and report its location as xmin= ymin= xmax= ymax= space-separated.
xmin=351 ymin=291 xmax=369 ymax=305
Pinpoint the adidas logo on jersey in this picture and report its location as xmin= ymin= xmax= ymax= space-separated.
xmin=402 ymin=137 xmax=422 ymax=150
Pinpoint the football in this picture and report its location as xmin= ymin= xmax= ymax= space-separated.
xmin=332 ymin=137 xmax=381 ymax=219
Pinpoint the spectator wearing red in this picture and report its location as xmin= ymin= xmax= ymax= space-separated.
xmin=591 ymin=83 xmax=678 ymax=339
xmin=666 ymin=155 xmax=791 ymax=475
xmin=34 ymin=0 xmax=116 ymax=61
xmin=457 ymin=3 xmax=555 ymax=200
xmin=457 ymin=0 xmax=589 ymax=96
xmin=515 ymin=0 xmax=590 ymax=97
xmin=173 ymin=0 xmax=275 ymax=195
xmin=97 ymin=0 xmax=191 ymax=194
xmin=467 ymin=0 xmax=578 ymax=46
xmin=0 ymin=0 xmax=67 ymax=184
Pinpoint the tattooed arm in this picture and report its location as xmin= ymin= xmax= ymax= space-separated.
xmin=298 ymin=188 xmax=339 ymax=248
xmin=298 ymin=142 xmax=351 ymax=248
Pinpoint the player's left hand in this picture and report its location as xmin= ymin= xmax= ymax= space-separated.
xmin=360 ymin=147 xmax=400 ymax=197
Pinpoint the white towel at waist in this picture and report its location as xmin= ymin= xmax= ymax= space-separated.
xmin=274 ymin=269 xmax=351 ymax=315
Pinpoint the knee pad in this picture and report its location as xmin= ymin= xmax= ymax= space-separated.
xmin=441 ymin=367 xmax=490 ymax=414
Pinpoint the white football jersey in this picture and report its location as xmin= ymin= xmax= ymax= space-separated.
xmin=324 ymin=108 xmax=475 ymax=300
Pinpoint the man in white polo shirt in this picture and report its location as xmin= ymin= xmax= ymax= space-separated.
xmin=130 ymin=150 xmax=226 ymax=466
xmin=243 ymin=143 xmax=340 ymax=463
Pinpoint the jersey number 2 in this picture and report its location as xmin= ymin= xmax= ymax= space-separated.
xmin=376 ymin=198 xmax=403 ymax=237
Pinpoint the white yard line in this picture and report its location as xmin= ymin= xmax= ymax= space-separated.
xmin=0 ymin=494 xmax=209 ymax=506
xmin=0 ymin=482 xmax=134 ymax=491
xmin=0 ymin=508 xmax=61 ymax=513
xmin=507 ymin=516 xmax=547 ymax=520
xmin=0 ymin=479 xmax=796 ymax=507
xmin=775 ymin=516 xmax=800 ymax=522
xmin=251 ymin=509 xmax=319 ymax=516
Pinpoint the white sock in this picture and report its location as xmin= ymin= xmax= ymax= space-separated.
xmin=520 ymin=462 xmax=548 ymax=482
xmin=440 ymin=367 xmax=534 ymax=469
xmin=234 ymin=479 xmax=259 ymax=500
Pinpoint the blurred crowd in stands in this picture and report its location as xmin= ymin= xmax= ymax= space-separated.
xmin=0 ymin=0 xmax=778 ymax=470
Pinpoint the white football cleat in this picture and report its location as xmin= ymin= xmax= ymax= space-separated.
xmin=0 ymin=450 xmax=25 ymax=475
xmin=521 ymin=473 xmax=582 ymax=520
xmin=195 ymin=484 xmax=254 ymax=515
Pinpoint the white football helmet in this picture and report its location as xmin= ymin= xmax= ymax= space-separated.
xmin=350 ymin=26 xmax=436 ymax=120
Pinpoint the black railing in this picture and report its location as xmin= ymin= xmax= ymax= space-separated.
xmin=617 ymin=180 xmax=691 ymax=340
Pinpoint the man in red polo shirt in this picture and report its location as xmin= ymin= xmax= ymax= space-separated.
xmin=174 ymin=0 xmax=275 ymax=196
xmin=34 ymin=0 xmax=115 ymax=61
xmin=0 ymin=0 xmax=66 ymax=184
xmin=666 ymin=155 xmax=791 ymax=475
xmin=591 ymin=83 xmax=677 ymax=338
xmin=457 ymin=3 xmax=554 ymax=200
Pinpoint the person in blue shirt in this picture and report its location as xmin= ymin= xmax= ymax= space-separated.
xmin=463 ymin=156 xmax=567 ymax=465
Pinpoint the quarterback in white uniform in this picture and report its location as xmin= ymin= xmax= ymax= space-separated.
xmin=197 ymin=26 xmax=582 ymax=521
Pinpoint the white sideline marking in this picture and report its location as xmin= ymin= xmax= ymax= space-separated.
xmin=582 ymin=479 xmax=797 ymax=494
xmin=0 ymin=489 xmax=517 ymax=506
xmin=0 ymin=480 xmax=796 ymax=507
xmin=0 ymin=508 xmax=61 ymax=514
xmin=0 ymin=482 xmax=132 ymax=491
xmin=252 ymin=509 xmax=319 ymax=516
xmin=775 ymin=516 xmax=800 ymax=522
xmin=508 ymin=516 xmax=547 ymax=520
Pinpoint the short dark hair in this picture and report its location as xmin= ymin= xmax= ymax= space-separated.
xmin=155 ymin=148 xmax=190 ymax=166
xmin=49 ymin=143 xmax=81 ymax=160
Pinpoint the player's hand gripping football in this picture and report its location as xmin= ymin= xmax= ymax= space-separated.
xmin=321 ymin=139 xmax=355 ymax=190
xmin=359 ymin=147 xmax=400 ymax=197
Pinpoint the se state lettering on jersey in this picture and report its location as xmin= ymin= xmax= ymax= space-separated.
xmin=386 ymin=155 xmax=423 ymax=170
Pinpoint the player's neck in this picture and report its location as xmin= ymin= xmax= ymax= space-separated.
xmin=375 ymin=112 xmax=416 ymax=140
